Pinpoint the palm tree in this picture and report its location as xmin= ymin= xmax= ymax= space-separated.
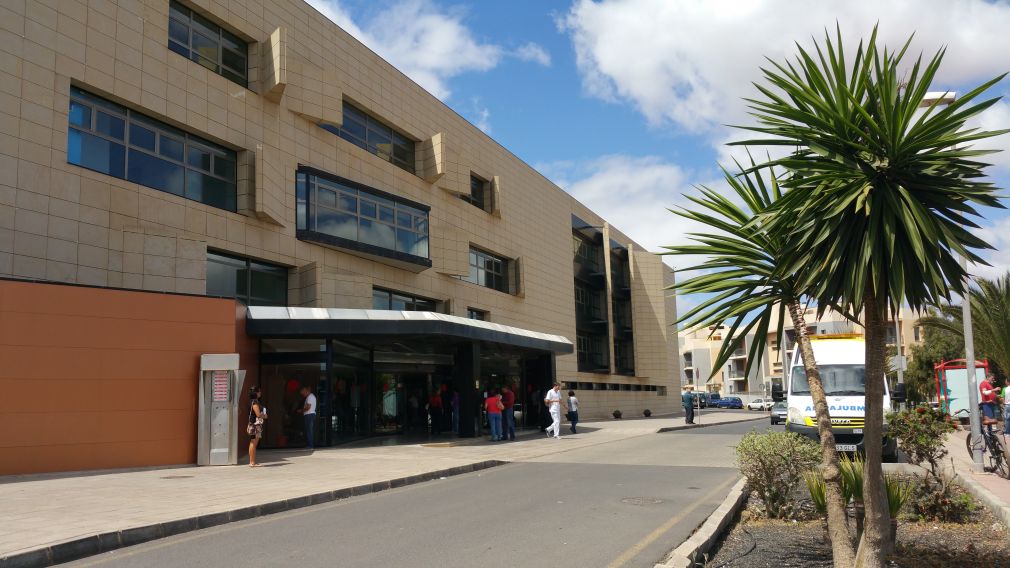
xmin=734 ymin=26 xmax=1006 ymax=567
xmin=666 ymin=162 xmax=856 ymax=565
xmin=919 ymin=272 xmax=1010 ymax=377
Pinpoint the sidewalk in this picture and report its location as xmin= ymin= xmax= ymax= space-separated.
xmin=0 ymin=411 xmax=764 ymax=566
xmin=944 ymin=428 xmax=1010 ymax=525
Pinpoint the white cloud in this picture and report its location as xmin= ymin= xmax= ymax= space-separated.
xmin=514 ymin=42 xmax=552 ymax=67
xmin=560 ymin=0 xmax=1010 ymax=151
xmin=970 ymin=215 xmax=1010 ymax=280
xmin=968 ymin=98 xmax=1010 ymax=173
xmin=306 ymin=0 xmax=502 ymax=99
xmin=468 ymin=97 xmax=492 ymax=133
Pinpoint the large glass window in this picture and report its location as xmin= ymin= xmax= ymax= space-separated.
xmin=575 ymin=283 xmax=603 ymax=320
xmin=462 ymin=174 xmax=487 ymax=210
xmin=168 ymin=0 xmax=248 ymax=87
xmin=372 ymin=288 xmax=437 ymax=312
xmin=577 ymin=334 xmax=608 ymax=371
xmin=573 ymin=235 xmax=601 ymax=271
xmin=206 ymin=251 xmax=287 ymax=306
xmin=320 ymin=102 xmax=415 ymax=174
xmin=462 ymin=247 xmax=509 ymax=293
xmin=790 ymin=364 xmax=865 ymax=396
xmin=297 ymin=171 xmax=429 ymax=260
xmin=67 ymin=87 xmax=237 ymax=211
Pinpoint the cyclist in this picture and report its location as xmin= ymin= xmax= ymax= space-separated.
xmin=980 ymin=374 xmax=999 ymax=428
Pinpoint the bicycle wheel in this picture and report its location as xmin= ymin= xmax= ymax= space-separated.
xmin=992 ymin=435 xmax=1010 ymax=479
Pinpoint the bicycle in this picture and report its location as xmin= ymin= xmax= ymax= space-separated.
xmin=954 ymin=407 xmax=1010 ymax=478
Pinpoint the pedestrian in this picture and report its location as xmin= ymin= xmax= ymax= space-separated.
xmin=297 ymin=386 xmax=317 ymax=450
xmin=1002 ymin=380 xmax=1010 ymax=436
xmin=247 ymin=386 xmax=267 ymax=467
xmin=544 ymin=383 xmax=564 ymax=439
xmin=428 ymin=388 xmax=443 ymax=435
xmin=682 ymin=390 xmax=695 ymax=424
xmin=502 ymin=385 xmax=517 ymax=441
xmin=567 ymin=390 xmax=580 ymax=434
xmin=485 ymin=389 xmax=504 ymax=441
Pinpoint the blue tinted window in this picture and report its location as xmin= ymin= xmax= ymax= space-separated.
xmin=127 ymin=150 xmax=184 ymax=196
xmin=67 ymin=87 xmax=237 ymax=212
xmin=297 ymin=171 xmax=429 ymax=261
xmin=323 ymin=102 xmax=415 ymax=174
xmin=68 ymin=129 xmax=125 ymax=178
xmin=167 ymin=0 xmax=247 ymax=87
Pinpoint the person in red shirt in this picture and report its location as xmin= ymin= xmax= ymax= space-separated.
xmin=485 ymin=389 xmax=503 ymax=441
xmin=980 ymin=375 xmax=998 ymax=425
xmin=428 ymin=390 xmax=443 ymax=435
xmin=501 ymin=385 xmax=516 ymax=441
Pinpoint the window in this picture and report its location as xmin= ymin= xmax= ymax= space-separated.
xmin=168 ymin=0 xmax=248 ymax=87
xmin=575 ymin=284 xmax=603 ymax=320
xmin=462 ymin=174 xmax=488 ymax=210
xmin=67 ymin=87 xmax=237 ymax=211
xmin=573 ymin=235 xmax=601 ymax=271
xmin=577 ymin=333 xmax=608 ymax=372
xmin=296 ymin=169 xmax=429 ymax=262
xmin=372 ymin=288 xmax=437 ymax=312
xmin=615 ymin=339 xmax=634 ymax=374
xmin=914 ymin=326 xmax=920 ymax=342
xmin=467 ymin=308 xmax=488 ymax=321
xmin=462 ymin=247 xmax=509 ymax=293
xmin=321 ymin=102 xmax=415 ymax=174
xmin=206 ymin=251 xmax=287 ymax=306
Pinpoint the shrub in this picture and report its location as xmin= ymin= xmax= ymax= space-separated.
xmin=643 ymin=409 xmax=652 ymax=417
xmin=885 ymin=473 xmax=914 ymax=517
xmin=613 ymin=409 xmax=622 ymax=419
xmin=911 ymin=479 xmax=976 ymax=522
xmin=839 ymin=454 xmax=864 ymax=502
xmin=804 ymin=470 xmax=827 ymax=516
xmin=887 ymin=406 xmax=956 ymax=482
xmin=735 ymin=429 xmax=820 ymax=518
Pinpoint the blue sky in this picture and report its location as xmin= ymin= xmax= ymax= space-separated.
xmin=305 ymin=0 xmax=1010 ymax=314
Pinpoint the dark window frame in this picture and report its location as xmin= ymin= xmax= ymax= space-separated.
xmin=206 ymin=250 xmax=288 ymax=306
xmin=321 ymin=101 xmax=416 ymax=174
xmin=462 ymin=174 xmax=489 ymax=211
xmin=168 ymin=0 xmax=248 ymax=87
xmin=67 ymin=86 xmax=238 ymax=212
xmin=467 ymin=308 xmax=488 ymax=321
xmin=296 ymin=167 xmax=431 ymax=267
xmin=573 ymin=234 xmax=601 ymax=272
xmin=461 ymin=246 xmax=510 ymax=293
xmin=372 ymin=287 xmax=438 ymax=312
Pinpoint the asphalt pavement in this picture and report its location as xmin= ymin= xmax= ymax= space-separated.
xmin=65 ymin=418 xmax=762 ymax=568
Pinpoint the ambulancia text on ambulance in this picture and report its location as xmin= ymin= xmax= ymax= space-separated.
xmin=784 ymin=334 xmax=898 ymax=460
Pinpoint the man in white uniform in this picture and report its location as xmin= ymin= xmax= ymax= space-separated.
xmin=298 ymin=386 xmax=318 ymax=450
xmin=544 ymin=383 xmax=565 ymax=439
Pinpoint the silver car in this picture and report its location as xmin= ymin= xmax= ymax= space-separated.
xmin=770 ymin=401 xmax=787 ymax=425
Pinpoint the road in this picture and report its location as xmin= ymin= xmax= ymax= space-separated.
xmin=68 ymin=417 xmax=764 ymax=568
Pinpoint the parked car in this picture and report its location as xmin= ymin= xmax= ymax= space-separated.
xmin=770 ymin=401 xmax=787 ymax=424
xmin=715 ymin=397 xmax=743 ymax=409
xmin=748 ymin=398 xmax=773 ymax=411
xmin=695 ymin=393 xmax=708 ymax=408
xmin=708 ymin=393 xmax=722 ymax=406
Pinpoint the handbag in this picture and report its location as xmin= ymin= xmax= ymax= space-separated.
xmin=246 ymin=423 xmax=255 ymax=435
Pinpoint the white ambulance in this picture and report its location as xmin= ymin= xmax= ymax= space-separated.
xmin=784 ymin=335 xmax=898 ymax=460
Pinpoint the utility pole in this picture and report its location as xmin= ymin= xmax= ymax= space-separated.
xmin=961 ymin=255 xmax=983 ymax=472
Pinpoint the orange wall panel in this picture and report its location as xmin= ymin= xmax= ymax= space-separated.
xmin=0 ymin=280 xmax=246 ymax=475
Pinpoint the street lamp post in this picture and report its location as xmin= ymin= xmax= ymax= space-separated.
xmin=960 ymin=255 xmax=983 ymax=472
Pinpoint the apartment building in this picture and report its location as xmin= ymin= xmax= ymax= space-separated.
xmin=0 ymin=0 xmax=679 ymax=474
xmin=679 ymin=306 xmax=922 ymax=399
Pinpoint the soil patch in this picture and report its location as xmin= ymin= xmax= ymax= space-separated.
xmin=705 ymin=496 xmax=1010 ymax=567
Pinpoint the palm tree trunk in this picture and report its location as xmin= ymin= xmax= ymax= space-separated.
xmin=855 ymin=291 xmax=892 ymax=567
xmin=787 ymin=300 xmax=856 ymax=567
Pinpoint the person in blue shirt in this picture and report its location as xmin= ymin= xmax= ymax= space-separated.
xmin=682 ymin=390 xmax=695 ymax=424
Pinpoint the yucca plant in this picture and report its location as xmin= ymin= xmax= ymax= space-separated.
xmin=805 ymin=470 xmax=828 ymax=516
xmin=884 ymin=474 xmax=914 ymax=543
xmin=732 ymin=24 xmax=1007 ymax=567
xmin=665 ymin=161 xmax=856 ymax=566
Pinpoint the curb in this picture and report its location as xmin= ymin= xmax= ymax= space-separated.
xmin=0 ymin=460 xmax=507 ymax=568
xmin=654 ymin=478 xmax=749 ymax=568
xmin=656 ymin=415 xmax=768 ymax=433
xmin=954 ymin=469 xmax=1010 ymax=529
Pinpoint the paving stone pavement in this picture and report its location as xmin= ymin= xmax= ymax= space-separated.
xmin=0 ymin=411 xmax=765 ymax=562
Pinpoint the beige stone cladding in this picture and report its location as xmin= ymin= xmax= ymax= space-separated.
xmin=0 ymin=0 xmax=677 ymax=419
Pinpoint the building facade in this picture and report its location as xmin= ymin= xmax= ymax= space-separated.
xmin=0 ymin=0 xmax=678 ymax=471
xmin=679 ymin=307 xmax=922 ymax=401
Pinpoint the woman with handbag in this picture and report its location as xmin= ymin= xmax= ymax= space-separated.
xmin=248 ymin=386 xmax=267 ymax=467
xmin=567 ymin=390 xmax=580 ymax=434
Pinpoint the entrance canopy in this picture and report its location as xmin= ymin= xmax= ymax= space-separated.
xmin=246 ymin=307 xmax=574 ymax=354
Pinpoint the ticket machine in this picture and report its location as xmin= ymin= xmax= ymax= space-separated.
xmin=197 ymin=353 xmax=246 ymax=466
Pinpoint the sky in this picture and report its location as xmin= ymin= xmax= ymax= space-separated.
xmin=304 ymin=0 xmax=1010 ymax=316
